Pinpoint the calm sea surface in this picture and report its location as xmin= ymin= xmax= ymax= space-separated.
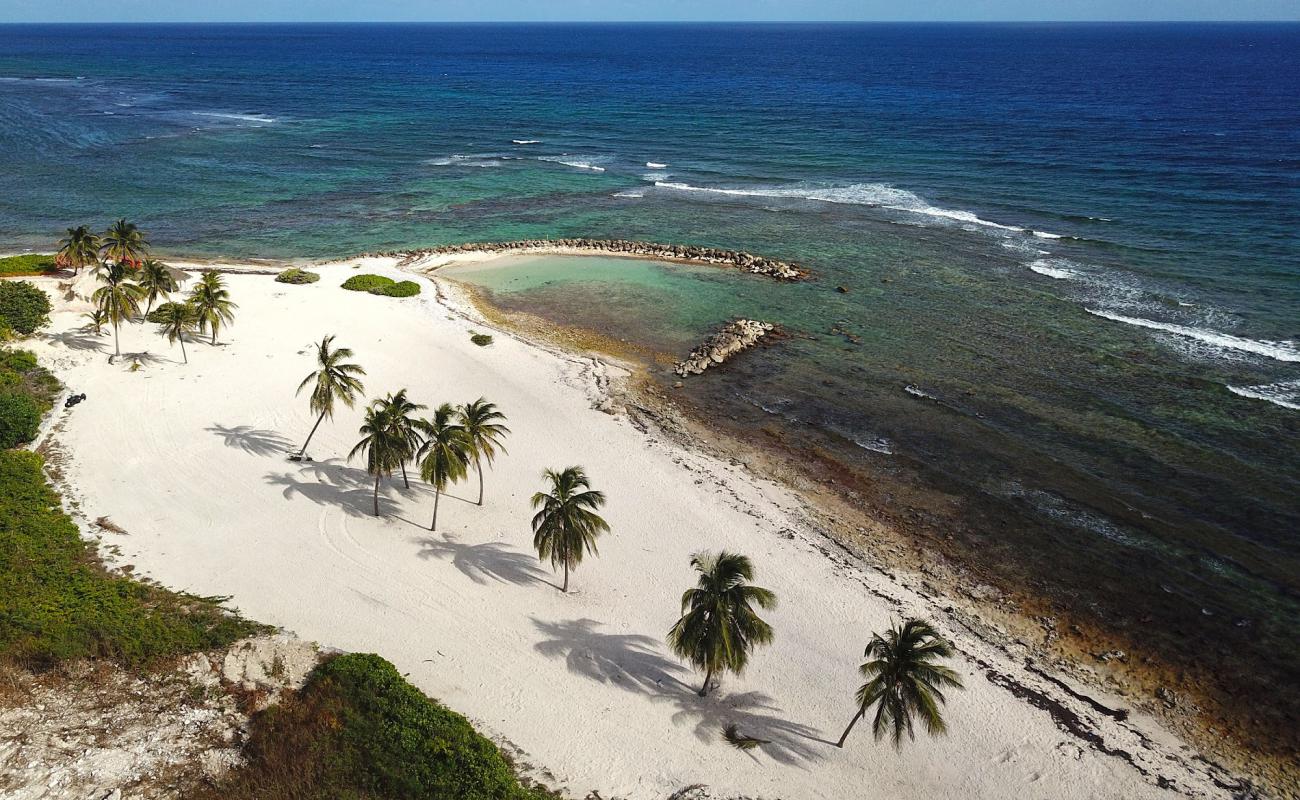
xmin=1 ymin=22 xmax=1298 ymax=730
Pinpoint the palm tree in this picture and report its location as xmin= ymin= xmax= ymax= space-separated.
xmin=91 ymin=262 xmax=145 ymax=358
xmin=836 ymin=618 xmax=963 ymax=749
xmin=156 ymin=302 xmax=197 ymax=364
xmin=348 ymin=403 xmax=404 ymax=517
xmin=56 ymin=225 xmax=101 ymax=275
xmin=82 ymin=308 xmax=108 ymax=335
xmin=458 ymin=398 xmax=510 ymax=506
xmin=668 ymin=551 xmax=775 ymax=696
xmin=100 ymin=218 xmax=149 ymax=268
xmin=374 ymin=389 xmax=426 ymax=489
xmin=529 ymin=466 xmax=610 ymax=593
xmin=137 ymin=259 xmax=178 ymax=315
xmin=295 ymin=335 xmax=366 ymax=459
xmin=189 ymin=270 xmax=237 ymax=345
xmin=415 ymin=404 xmax=470 ymax=531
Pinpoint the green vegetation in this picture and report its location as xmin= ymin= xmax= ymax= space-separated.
xmin=374 ymin=389 xmax=425 ymax=490
xmin=201 ymin=653 xmax=549 ymax=800
xmin=0 ymin=349 xmax=58 ymax=449
xmin=189 ymin=270 xmax=238 ymax=345
xmin=137 ymin=259 xmax=179 ymax=315
xmin=0 ymin=254 xmax=58 ymax=276
xmin=56 ymin=226 xmax=101 ymax=274
xmin=348 ymin=403 xmax=407 ymax=517
xmin=0 ymin=280 xmax=52 ymax=336
xmin=668 ymin=551 xmax=776 ymax=696
xmin=415 ymin=403 xmax=470 ymax=531
xmin=530 ymin=466 xmax=610 ymax=593
xmin=93 ymin=262 xmax=145 ymax=358
xmin=296 ymin=335 xmax=366 ymax=458
xmin=340 ymin=274 xmax=421 ymax=297
xmin=836 ymin=618 xmax=963 ymax=749
xmin=100 ymin=218 xmax=149 ymax=268
xmin=156 ymin=301 xmax=199 ymax=364
xmin=145 ymin=300 xmax=190 ymax=324
xmin=470 ymin=332 xmax=494 ymax=347
xmin=0 ymin=449 xmax=262 ymax=667
xmin=458 ymin=398 xmax=510 ymax=506
xmin=341 ymin=274 xmax=395 ymax=292
xmin=275 ymin=267 xmax=321 ymax=285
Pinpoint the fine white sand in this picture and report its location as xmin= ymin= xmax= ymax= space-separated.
xmin=21 ymin=258 xmax=1233 ymax=800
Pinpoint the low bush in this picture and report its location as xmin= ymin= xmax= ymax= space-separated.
xmin=202 ymin=653 xmax=550 ymax=800
xmin=369 ymin=280 xmax=421 ymax=298
xmin=341 ymin=274 xmax=395 ymax=292
xmin=0 ymin=348 xmax=58 ymax=448
xmin=470 ymin=333 xmax=494 ymax=347
xmin=0 ymin=390 xmax=41 ymax=448
xmin=275 ymin=268 xmax=320 ymax=285
xmin=0 ymin=254 xmax=58 ymax=276
xmin=0 ymin=281 xmax=52 ymax=336
xmin=0 ymin=449 xmax=263 ymax=667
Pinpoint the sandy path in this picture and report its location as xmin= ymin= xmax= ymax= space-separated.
xmin=21 ymin=259 xmax=1232 ymax=800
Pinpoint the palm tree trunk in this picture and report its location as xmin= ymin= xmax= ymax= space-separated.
xmin=475 ymin=454 xmax=484 ymax=505
xmin=699 ymin=666 xmax=714 ymax=697
xmin=372 ymin=474 xmax=381 ymax=516
xmin=836 ymin=708 xmax=865 ymax=748
xmin=401 ymin=460 xmax=410 ymax=489
xmin=299 ymin=411 xmax=327 ymax=456
xmin=430 ymin=488 xmax=441 ymax=531
xmin=562 ymin=560 xmax=569 ymax=593
xmin=211 ymin=326 xmax=218 ymax=345
xmin=180 ymin=335 xmax=188 ymax=364
xmin=112 ymin=320 xmax=121 ymax=357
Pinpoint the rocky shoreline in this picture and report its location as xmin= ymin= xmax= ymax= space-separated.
xmin=387 ymin=238 xmax=810 ymax=281
xmin=674 ymin=319 xmax=776 ymax=377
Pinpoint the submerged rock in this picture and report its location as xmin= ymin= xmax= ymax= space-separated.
xmin=674 ymin=320 xmax=775 ymax=377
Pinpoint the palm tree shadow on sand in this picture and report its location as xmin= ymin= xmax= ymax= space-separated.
xmin=208 ymin=423 xmax=294 ymax=457
xmin=264 ymin=458 xmax=429 ymax=519
xmin=666 ymin=688 xmax=831 ymax=766
xmin=415 ymin=534 xmax=548 ymax=586
xmin=43 ymin=329 xmax=106 ymax=352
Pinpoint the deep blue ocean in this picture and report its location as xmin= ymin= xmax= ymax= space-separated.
xmin=1 ymin=22 xmax=1298 ymax=734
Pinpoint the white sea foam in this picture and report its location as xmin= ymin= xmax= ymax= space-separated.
xmin=538 ymin=155 xmax=607 ymax=172
xmin=645 ymin=161 xmax=669 ymax=168
xmin=1032 ymin=231 xmax=1063 ymax=239
xmin=425 ymin=153 xmax=503 ymax=167
xmin=1086 ymin=309 xmax=1300 ymax=363
xmin=1028 ymin=259 xmax=1081 ymax=280
xmin=653 ymin=180 xmax=1042 ymax=234
xmin=641 ymin=171 xmax=670 ymax=182
xmin=612 ymin=190 xmax=644 ymax=198
xmin=1226 ymin=380 xmax=1300 ymax=411
xmin=192 ymin=111 xmax=278 ymax=124
xmin=512 ymin=139 xmax=541 ymax=144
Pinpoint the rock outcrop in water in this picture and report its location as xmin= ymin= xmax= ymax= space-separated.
xmin=674 ymin=319 xmax=776 ymax=377
xmin=388 ymin=239 xmax=809 ymax=281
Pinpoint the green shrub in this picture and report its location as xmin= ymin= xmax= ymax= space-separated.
xmin=0 ymin=254 xmax=57 ymax=276
xmin=341 ymin=274 xmax=395 ymax=292
xmin=470 ymin=333 xmax=494 ymax=347
xmin=0 ymin=281 xmax=52 ymax=336
xmin=205 ymin=653 xmax=549 ymax=800
xmin=145 ymin=300 xmax=191 ymax=324
xmin=369 ymin=280 xmax=421 ymax=298
xmin=276 ymin=268 xmax=320 ymax=285
xmin=0 ymin=450 xmax=263 ymax=667
xmin=0 ymin=348 xmax=58 ymax=438
xmin=0 ymin=390 xmax=41 ymax=448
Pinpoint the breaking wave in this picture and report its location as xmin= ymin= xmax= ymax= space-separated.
xmin=1086 ymin=309 xmax=1300 ymax=363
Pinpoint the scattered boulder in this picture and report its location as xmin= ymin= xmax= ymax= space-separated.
xmin=674 ymin=320 xmax=775 ymax=377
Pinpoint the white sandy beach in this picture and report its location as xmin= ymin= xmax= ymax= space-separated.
xmin=21 ymin=257 xmax=1236 ymax=800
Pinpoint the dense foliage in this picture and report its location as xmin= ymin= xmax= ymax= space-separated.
xmin=203 ymin=653 xmax=549 ymax=800
xmin=144 ymin=300 xmax=190 ymax=324
xmin=0 ymin=450 xmax=262 ymax=666
xmin=471 ymin=333 xmax=494 ymax=347
xmin=275 ymin=267 xmax=321 ymax=285
xmin=0 ymin=280 xmax=52 ymax=336
xmin=0 ymin=254 xmax=58 ymax=276
xmin=340 ymin=274 xmax=395 ymax=292
xmin=0 ymin=349 xmax=58 ymax=448
xmin=369 ymin=280 xmax=421 ymax=297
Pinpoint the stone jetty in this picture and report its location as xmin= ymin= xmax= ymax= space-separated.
xmin=674 ymin=319 xmax=776 ymax=377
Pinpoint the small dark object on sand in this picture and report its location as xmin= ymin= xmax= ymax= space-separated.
xmin=64 ymin=392 xmax=87 ymax=409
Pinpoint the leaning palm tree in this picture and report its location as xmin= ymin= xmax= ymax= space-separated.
xmin=56 ymin=225 xmax=101 ymax=275
xmin=156 ymin=301 xmax=197 ymax=364
xmin=458 ymin=398 xmax=510 ymax=505
xmin=374 ymin=389 xmax=426 ymax=488
xmin=294 ymin=334 xmax=366 ymax=459
xmin=347 ymin=403 xmax=404 ymax=517
xmin=91 ymin=262 xmax=145 ymax=358
xmin=836 ymin=618 xmax=963 ymax=749
xmin=136 ymin=259 xmax=178 ymax=315
xmin=99 ymin=218 xmax=149 ymax=268
xmin=189 ymin=270 xmax=237 ymax=345
xmin=415 ymin=403 xmax=470 ymax=531
xmin=530 ymin=466 xmax=610 ymax=593
xmin=668 ymin=551 xmax=776 ymax=696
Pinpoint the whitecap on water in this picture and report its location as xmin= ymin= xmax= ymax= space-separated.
xmin=1226 ymin=379 xmax=1300 ymax=411
xmin=1086 ymin=309 xmax=1300 ymax=363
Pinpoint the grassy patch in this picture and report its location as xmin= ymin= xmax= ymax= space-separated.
xmin=0 ymin=348 xmax=58 ymax=448
xmin=470 ymin=332 xmax=494 ymax=347
xmin=341 ymin=274 xmax=395 ymax=292
xmin=0 ymin=254 xmax=57 ymax=276
xmin=0 ymin=449 xmax=264 ymax=667
xmin=0 ymin=280 xmax=52 ymax=336
xmin=200 ymin=653 xmax=551 ymax=800
xmin=369 ymin=280 xmax=421 ymax=297
xmin=275 ymin=268 xmax=320 ymax=285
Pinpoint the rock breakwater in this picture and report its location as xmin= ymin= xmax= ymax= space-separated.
xmin=674 ymin=319 xmax=776 ymax=377
xmin=390 ymin=239 xmax=809 ymax=281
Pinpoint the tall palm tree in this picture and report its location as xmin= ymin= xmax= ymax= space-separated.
xmin=458 ymin=398 xmax=510 ymax=506
xmin=668 ymin=551 xmax=776 ymax=696
xmin=56 ymin=225 xmax=101 ymax=275
xmin=530 ymin=466 xmax=609 ymax=593
xmin=295 ymin=335 xmax=366 ymax=459
xmin=156 ymin=301 xmax=197 ymax=364
xmin=91 ymin=262 xmax=145 ymax=358
xmin=137 ymin=259 xmax=178 ymax=315
xmin=836 ymin=618 xmax=963 ymax=749
xmin=348 ymin=403 xmax=404 ymax=517
xmin=374 ymin=389 xmax=425 ymax=488
xmin=99 ymin=218 xmax=149 ymax=268
xmin=415 ymin=404 xmax=470 ymax=531
xmin=189 ymin=270 xmax=237 ymax=345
